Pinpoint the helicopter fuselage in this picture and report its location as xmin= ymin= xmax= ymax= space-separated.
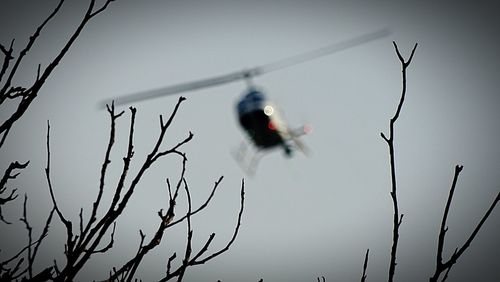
xmin=236 ymin=88 xmax=293 ymax=156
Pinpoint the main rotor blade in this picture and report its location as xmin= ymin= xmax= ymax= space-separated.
xmin=258 ymin=28 xmax=391 ymax=74
xmin=100 ymin=70 xmax=249 ymax=108
xmin=101 ymin=28 xmax=391 ymax=108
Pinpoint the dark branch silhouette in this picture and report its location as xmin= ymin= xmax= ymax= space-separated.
xmin=1 ymin=3 xmax=246 ymax=280
xmin=377 ymin=42 xmax=498 ymax=282
xmin=18 ymin=194 xmax=56 ymax=281
xmin=429 ymin=165 xmax=499 ymax=282
xmin=0 ymin=0 xmax=117 ymax=144
xmin=41 ymin=97 xmax=246 ymax=281
xmin=106 ymin=171 xmax=245 ymax=282
xmin=360 ymin=249 xmax=369 ymax=282
xmin=158 ymin=179 xmax=245 ymax=282
xmin=0 ymin=161 xmax=28 ymax=224
xmin=4 ymin=2 xmax=496 ymax=281
xmin=312 ymin=41 xmax=500 ymax=282
xmin=1 ymin=1 xmax=117 ymax=280
xmin=0 ymin=204 xmax=54 ymax=282
xmin=380 ymin=41 xmax=418 ymax=282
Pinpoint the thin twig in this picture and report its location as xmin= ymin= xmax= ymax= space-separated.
xmin=381 ymin=41 xmax=418 ymax=282
xmin=87 ymin=222 xmax=116 ymax=255
xmin=430 ymin=165 xmax=499 ymax=281
xmin=0 ymin=39 xmax=15 ymax=85
xmin=167 ymin=176 xmax=223 ymax=229
xmin=44 ymin=120 xmax=74 ymax=255
xmin=191 ymin=180 xmax=245 ymax=265
xmin=109 ymin=106 xmax=136 ymax=211
xmin=166 ymin=252 xmax=177 ymax=277
xmin=0 ymin=235 xmax=47 ymax=272
xmin=0 ymin=126 xmax=11 ymax=148
xmin=434 ymin=166 xmax=463 ymax=273
xmin=20 ymin=194 xmax=33 ymax=278
xmin=74 ymin=98 xmax=190 ymax=282
xmin=67 ymin=106 xmax=136 ymax=280
xmin=82 ymin=101 xmax=124 ymax=241
xmin=0 ymin=0 xmax=65 ymax=97
xmin=106 ymin=154 xmax=189 ymax=282
xmin=159 ymin=180 xmax=245 ymax=281
xmin=31 ymin=207 xmax=56 ymax=277
xmin=0 ymin=161 xmax=29 ymax=224
xmin=361 ymin=249 xmax=369 ymax=282
xmin=177 ymin=179 xmax=194 ymax=282
xmin=0 ymin=0 xmax=117 ymax=149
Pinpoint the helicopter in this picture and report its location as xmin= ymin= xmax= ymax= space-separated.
xmin=232 ymin=78 xmax=312 ymax=174
xmin=101 ymin=29 xmax=391 ymax=174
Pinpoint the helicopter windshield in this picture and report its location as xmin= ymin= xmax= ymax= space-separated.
xmin=236 ymin=88 xmax=266 ymax=117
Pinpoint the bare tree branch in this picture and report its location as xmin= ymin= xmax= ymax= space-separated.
xmin=0 ymin=0 xmax=117 ymax=148
xmin=30 ymin=207 xmax=56 ymax=280
xmin=87 ymin=222 xmax=116 ymax=255
xmin=166 ymin=252 xmax=177 ymax=278
xmin=0 ymin=233 xmax=49 ymax=281
xmin=46 ymin=96 xmax=218 ymax=282
xmin=20 ymin=194 xmax=33 ymax=278
xmin=380 ymin=41 xmax=418 ymax=282
xmin=430 ymin=165 xmax=499 ymax=282
xmin=0 ymin=1 xmax=118 ymax=280
xmin=361 ymin=249 xmax=369 ymax=282
xmin=105 ymin=154 xmax=188 ymax=281
xmin=108 ymin=106 xmax=136 ymax=212
xmin=0 ymin=0 xmax=64 ymax=98
xmin=79 ymin=102 xmax=124 ymax=244
xmin=190 ymin=180 xmax=245 ymax=265
xmin=0 ymin=40 xmax=15 ymax=84
xmin=16 ymin=194 xmax=56 ymax=281
xmin=167 ymin=176 xmax=223 ymax=229
xmin=177 ymin=179 xmax=194 ymax=282
xmin=0 ymin=161 xmax=29 ymax=224
xmin=159 ymin=180 xmax=245 ymax=281
xmin=44 ymin=120 xmax=75 ymax=259
xmin=434 ymin=166 xmax=463 ymax=274
xmin=1 ymin=2 xmax=246 ymax=280
xmin=107 ymin=164 xmax=245 ymax=282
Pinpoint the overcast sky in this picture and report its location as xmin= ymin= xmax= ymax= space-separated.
xmin=1 ymin=0 xmax=499 ymax=281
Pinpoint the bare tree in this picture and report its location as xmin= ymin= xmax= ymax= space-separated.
xmin=1 ymin=2 xmax=246 ymax=281
xmin=0 ymin=0 xmax=117 ymax=222
xmin=0 ymin=0 xmax=116 ymax=147
xmin=430 ymin=166 xmax=499 ymax=282
xmin=1 ymin=0 xmax=118 ymax=280
xmin=374 ymin=42 xmax=499 ymax=282
xmin=380 ymin=41 xmax=417 ymax=282
xmin=42 ymin=98 xmax=244 ymax=281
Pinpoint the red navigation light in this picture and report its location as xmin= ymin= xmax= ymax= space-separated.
xmin=268 ymin=121 xmax=276 ymax=131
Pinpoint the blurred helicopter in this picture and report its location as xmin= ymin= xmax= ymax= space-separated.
xmin=232 ymin=79 xmax=313 ymax=174
xmin=101 ymin=29 xmax=390 ymax=174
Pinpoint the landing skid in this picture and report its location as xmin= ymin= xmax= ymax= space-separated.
xmin=231 ymin=141 xmax=264 ymax=176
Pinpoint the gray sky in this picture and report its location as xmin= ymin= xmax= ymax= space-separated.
xmin=1 ymin=0 xmax=499 ymax=281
